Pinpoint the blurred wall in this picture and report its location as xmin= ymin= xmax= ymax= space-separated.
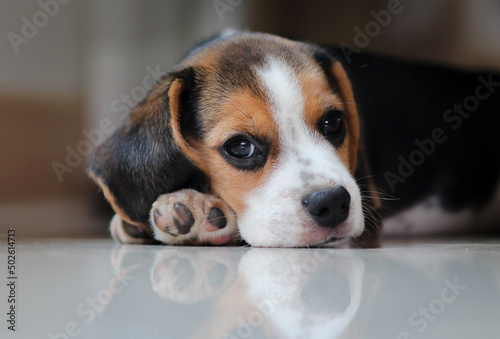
xmin=246 ymin=0 xmax=500 ymax=71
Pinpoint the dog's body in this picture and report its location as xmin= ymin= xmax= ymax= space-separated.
xmin=88 ymin=32 xmax=500 ymax=247
xmin=336 ymin=49 xmax=500 ymax=236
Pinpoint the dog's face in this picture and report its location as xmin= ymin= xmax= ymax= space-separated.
xmin=90 ymin=32 xmax=365 ymax=247
xmin=169 ymin=34 xmax=364 ymax=247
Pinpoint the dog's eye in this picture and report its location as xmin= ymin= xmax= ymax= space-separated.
xmin=319 ymin=109 xmax=346 ymax=147
xmin=220 ymin=135 xmax=268 ymax=171
xmin=225 ymin=139 xmax=257 ymax=158
xmin=321 ymin=110 xmax=344 ymax=135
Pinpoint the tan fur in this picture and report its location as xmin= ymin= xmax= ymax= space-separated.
xmin=168 ymin=79 xmax=208 ymax=173
xmin=298 ymin=70 xmax=353 ymax=169
xmin=188 ymin=90 xmax=280 ymax=214
xmin=203 ymin=91 xmax=279 ymax=150
xmin=331 ymin=62 xmax=360 ymax=175
xmin=332 ymin=62 xmax=381 ymax=208
xmin=129 ymin=80 xmax=170 ymax=126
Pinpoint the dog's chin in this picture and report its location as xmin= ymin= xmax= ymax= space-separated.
xmin=243 ymin=223 xmax=361 ymax=248
xmin=296 ymin=229 xmax=353 ymax=248
xmin=310 ymin=236 xmax=350 ymax=248
xmin=296 ymin=225 xmax=354 ymax=248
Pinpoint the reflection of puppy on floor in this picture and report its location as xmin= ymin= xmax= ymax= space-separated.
xmin=107 ymin=245 xmax=364 ymax=338
xmin=167 ymin=249 xmax=364 ymax=339
xmin=205 ymin=249 xmax=364 ymax=339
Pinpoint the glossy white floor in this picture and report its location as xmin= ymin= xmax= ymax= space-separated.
xmin=2 ymin=238 xmax=500 ymax=339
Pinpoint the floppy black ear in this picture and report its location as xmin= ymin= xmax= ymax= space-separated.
xmin=88 ymin=68 xmax=207 ymax=227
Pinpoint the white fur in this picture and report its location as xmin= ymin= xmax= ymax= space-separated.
xmin=237 ymin=58 xmax=364 ymax=247
xmin=384 ymin=185 xmax=500 ymax=235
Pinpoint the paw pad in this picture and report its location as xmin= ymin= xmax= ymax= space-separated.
xmin=173 ymin=202 xmax=195 ymax=235
xmin=208 ymin=207 xmax=227 ymax=229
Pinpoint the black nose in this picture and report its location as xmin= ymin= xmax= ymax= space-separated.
xmin=302 ymin=187 xmax=351 ymax=228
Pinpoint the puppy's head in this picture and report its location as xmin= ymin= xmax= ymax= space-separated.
xmin=90 ymin=32 xmax=365 ymax=247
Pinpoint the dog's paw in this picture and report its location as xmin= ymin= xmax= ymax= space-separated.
xmin=110 ymin=214 xmax=158 ymax=244
xmin=151 ymin=248 xmax=240 ymax=303
xmin=150 ymin=189 xmax=239 ymax=245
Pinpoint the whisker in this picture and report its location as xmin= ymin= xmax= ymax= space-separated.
xmin=355 ymin=174 xmax=378 ymax=182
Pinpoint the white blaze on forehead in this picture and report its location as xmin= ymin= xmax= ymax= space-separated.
xmin=256 ymin=57 xmax=344 ymax=179
xmin=257 ymin=57 xmax=305 ymax=137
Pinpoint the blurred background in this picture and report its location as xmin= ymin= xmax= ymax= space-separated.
xmin=1 ymin=0 xmax=500 ymax=238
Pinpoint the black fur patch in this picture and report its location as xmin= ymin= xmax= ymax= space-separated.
xmin=312 ymin=48 xmax=339 ymax=91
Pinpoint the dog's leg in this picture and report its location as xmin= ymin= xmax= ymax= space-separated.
xmin=110 ymin=214 xmax=159 ymax=244
xmin=150 ymin=189 xmax=239 ymax=246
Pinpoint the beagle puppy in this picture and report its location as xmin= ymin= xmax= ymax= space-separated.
xmin=88 ymin=31 xmax=379 ymax=247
